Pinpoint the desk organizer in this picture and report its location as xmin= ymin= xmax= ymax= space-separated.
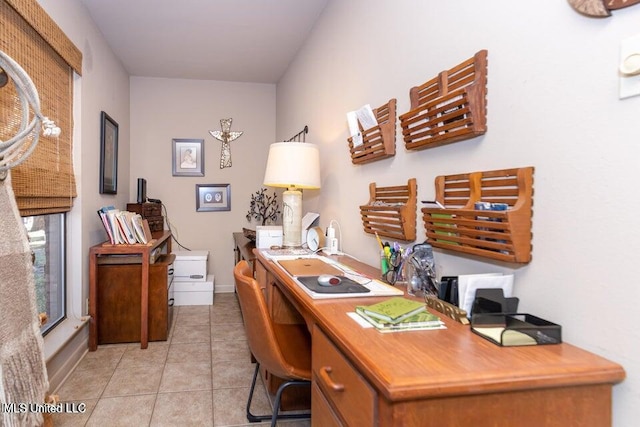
xmin=425 ymin=295 xmax=469 ymax=325
xmin=471 ymin=313 xmax=562 ymax=347
xmin=399 ymin=50 xmax=488 ymax=151
xmin=360 ymin=178 xmax=417 ymax=241
xmin=347 ymin=98 xmax=397 ymax=164
xmin=422 ymin=167 xmax=534 ymax=263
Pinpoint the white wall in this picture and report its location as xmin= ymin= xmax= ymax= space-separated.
xmin=277 ymin=0 xmax=640 ymax=424
xmin=129 ymin=78 xmax=275 ymax=289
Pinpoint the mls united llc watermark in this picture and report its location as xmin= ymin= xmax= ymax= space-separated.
xmin=2 ymin=402 xmax=86 ymax=414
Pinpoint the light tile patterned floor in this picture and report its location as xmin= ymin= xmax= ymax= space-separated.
xmin=51 ymin=293 xmax=311 ymax=427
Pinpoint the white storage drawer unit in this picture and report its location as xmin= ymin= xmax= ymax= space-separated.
xmin=174 ymin=274 xmax=215 ymax=306
xmin=173 ymin=250 xmax=208 ymax=282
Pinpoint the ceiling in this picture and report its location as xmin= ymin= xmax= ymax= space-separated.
xmin=80 ymin=0 xmax=329 ymax=83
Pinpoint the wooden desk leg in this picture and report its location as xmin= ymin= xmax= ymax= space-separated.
xmin=88 ymin=250 xmax=98 ymax=351
xmin=140 ymin=251 xmax=149 ymax=349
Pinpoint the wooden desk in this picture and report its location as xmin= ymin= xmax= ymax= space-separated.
xmin=254 ymin=250 xmax=625 ymax=426
xmin=89 ymin=231 xmax=172 ymax=351
xmin=233 ymin=231 xmax=255 ymax=268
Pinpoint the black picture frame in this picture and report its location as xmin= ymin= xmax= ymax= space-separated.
xmin=196 ymin=184 xmax=231 ymax=212
xmin=99 ymin=111 xmax=118 ymax=194
xmin=172 ymin=138 xmax=205 ymax=176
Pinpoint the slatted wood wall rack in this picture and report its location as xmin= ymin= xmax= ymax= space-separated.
xmin=422 ymin=167 xmax=534 ymax=263
xmin=399 ymin=50 xmax=488 ymax=151
xmin=360 ymin=178 xmax=417 ymax=241
xmin=347 ymin=98 xmax=397 ymax=164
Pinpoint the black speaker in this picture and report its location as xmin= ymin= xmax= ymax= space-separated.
xmin=136 ymin=178 xmax=147 ymax=204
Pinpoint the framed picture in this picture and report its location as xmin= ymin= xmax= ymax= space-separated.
xmin=196 ymin=184 xmax=231 ymax=212
xmin=172 ymin=138 xmax=204 ymax=176
xmin=99 ymin=111 xmax=118 ymax=194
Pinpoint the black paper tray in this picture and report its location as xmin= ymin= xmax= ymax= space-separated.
xmin=471 ymin=313 xmax=561 ymax=347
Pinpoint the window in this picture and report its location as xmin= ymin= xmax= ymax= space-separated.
xmin=23 ymin=213 xmax=66 ymax=335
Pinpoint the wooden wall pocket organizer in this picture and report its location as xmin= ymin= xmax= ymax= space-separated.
xmin=347 ymin=98 xmax=397 ymax=164
xmin=360 ymin=178 xmax=417 ymax=241
xmin=422 ymin=167 xmax=534 ymax=263
xmin=399 ymin=49 xmax=488 ymax=151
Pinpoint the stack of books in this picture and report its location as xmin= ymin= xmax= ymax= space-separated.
xmin=356 ymin=297 xmax=445 ymax=332
xmin=98 ymin=205 xmax=152 ymax=245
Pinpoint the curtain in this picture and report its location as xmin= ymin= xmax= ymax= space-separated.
xmin=0 ymin=0 xmax=82 ymax=216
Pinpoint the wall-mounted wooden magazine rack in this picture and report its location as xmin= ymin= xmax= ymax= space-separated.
xmin=360 ymin=178 xmax=417 ymax=241
xmin=399 ymin=50 xmax=488 ymax=151
xmin=348 ymin=98 xmax=397 ymax=164
xmin=422 ymin=167 xmax=534 ymax=263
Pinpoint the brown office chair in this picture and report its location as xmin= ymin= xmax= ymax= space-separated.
xmin=233 ymin=260 xmax=311 ymax=426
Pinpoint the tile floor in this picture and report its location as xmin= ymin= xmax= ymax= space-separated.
xmin=51 ymin=292 xmax=311 ymax=427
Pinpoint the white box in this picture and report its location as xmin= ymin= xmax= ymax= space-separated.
xmin=173 ymin=250 xmax=208 ymax=282
xmin=256 ymin=226 xmax=283 ymax=249
xmin=173 ymin=274 xmax=214 ymax=306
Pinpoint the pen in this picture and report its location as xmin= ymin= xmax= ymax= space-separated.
xmin=375 ymin=232 xmax=384 ymax=250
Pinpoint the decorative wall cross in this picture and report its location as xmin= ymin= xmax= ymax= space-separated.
xmin=568 ymin=0 xmax=640 ymax=17
xmin=209 ymin=118 xmax=243 ymax=169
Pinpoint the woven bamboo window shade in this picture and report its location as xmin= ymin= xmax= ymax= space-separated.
xmin=0 ymin=0 xmax=82 ymax=216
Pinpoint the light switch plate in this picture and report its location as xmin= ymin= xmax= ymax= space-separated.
xmin=619 ymin=33 xmax=640 ymax=99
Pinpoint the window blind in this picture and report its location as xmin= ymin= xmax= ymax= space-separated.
xmin=0 ymin=0 xmax=82 ymax=216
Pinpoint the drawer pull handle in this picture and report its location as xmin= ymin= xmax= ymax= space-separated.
xmin=190 ymin=274 xmax=204 ymax=279
xmin=319 ymin=366 xmax=344 ymax=392
xmin=168 ymin=298 xmax=174 ymax=307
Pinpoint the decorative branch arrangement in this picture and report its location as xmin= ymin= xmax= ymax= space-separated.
xmin=246 ymin=187 xmax=281 ymax=225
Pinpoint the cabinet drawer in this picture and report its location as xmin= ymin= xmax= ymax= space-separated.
xmin=126 ymin=202 xmax=162 ymax=217
xmin=311 ymin=382 xmax=343 ymax=427
xmin=313 ymin=326 xmax=376 ymax=426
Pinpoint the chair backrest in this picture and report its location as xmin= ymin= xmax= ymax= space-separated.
xmin=233 ymin=260 xmax=308 ymax=380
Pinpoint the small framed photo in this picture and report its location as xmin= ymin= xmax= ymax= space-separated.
xmin=99 ymin=111 xmax=118 ymax=194
xmin=172 ymin=138 xmax=204 ymax=176
xmin=196 ymin=184 xmax=231 ymax=212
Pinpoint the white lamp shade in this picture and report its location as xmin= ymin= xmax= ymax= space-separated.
xmin=263 ymin=142 xmax=321 ymax=189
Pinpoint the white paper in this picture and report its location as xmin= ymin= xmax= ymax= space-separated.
xmin=347 ymin=111 xmax=360 ymax=136
xmin=347 ymin=104 xmax=378 ymax=148
xmin=460 ymin=274 xmax=514 ymax=316
xmin=355 ymin=104 xmax=378 ymax=130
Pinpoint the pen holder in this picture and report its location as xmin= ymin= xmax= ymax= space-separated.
xmin=381 ymin=249 xmax=403 ymax=285
xmin=380 ymin=250 xmax=389 ymax=279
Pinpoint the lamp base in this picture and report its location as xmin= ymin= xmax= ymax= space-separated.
xmin=282 ymin=189 xmax=302 ymax=247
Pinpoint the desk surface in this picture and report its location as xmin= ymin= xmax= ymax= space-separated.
xmin=256 ymin=250 xmax=625 ymax=404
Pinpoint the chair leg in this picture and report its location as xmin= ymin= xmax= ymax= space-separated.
xmin=270 ymin=379 xmax=311 ymax=427
xmin=245 ymin=362 xmax=311 ymax=425
xmin=246 ymin=363 xmax=269 ymax=423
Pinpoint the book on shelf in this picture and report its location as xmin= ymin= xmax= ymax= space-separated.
xmin=357 ymin=297 xmax=426 ymax=324
xmin=356 ymin=306 xmax=445 ymax=332
xmin=131 ymin=214 xmax=149 ymax=244
xmin=98 ymin=206 xmax=152 ymax=245
xmin=117 ymin=211 xmax=137 ymax=244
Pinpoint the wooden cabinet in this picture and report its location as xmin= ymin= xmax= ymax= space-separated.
xmin=97 ymin=254 xmax=175 ymax=344
xmin=127 ymin=202 xmax=164 ymax=232
xmin=89 ymin=230 xmax=172 ymax=350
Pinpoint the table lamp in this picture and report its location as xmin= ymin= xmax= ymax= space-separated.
xmin=263 ymin=142 xmax=320 ymax=247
